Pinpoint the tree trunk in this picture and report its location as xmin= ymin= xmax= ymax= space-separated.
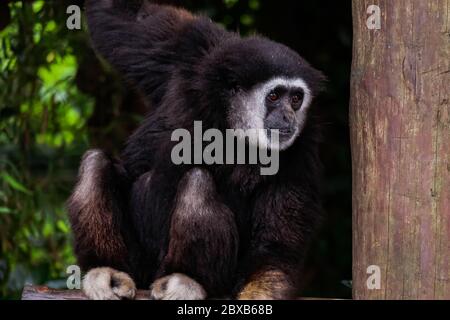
xmin=351 ymin=0 xmax=450 ymax=299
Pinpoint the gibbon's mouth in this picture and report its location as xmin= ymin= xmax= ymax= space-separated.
xmin=278 ymin=128 xmax=295 ymax=135
xmin=265 ymin=127 xmax=299 ymax=147
xmin=268 ymin=127 xmax=296 ymax=137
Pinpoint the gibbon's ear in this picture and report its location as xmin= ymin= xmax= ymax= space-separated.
xmin=85 ymin=0 xmax=195 ymax=102
xmin=311 ymin=68 xmax=328 ymax=95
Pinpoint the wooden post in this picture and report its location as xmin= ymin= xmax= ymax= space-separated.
xmin=351 ymin=1 xmax=450 ymax=299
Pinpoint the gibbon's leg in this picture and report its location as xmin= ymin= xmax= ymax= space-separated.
xmin=150 ymin=168 xmax=239 ymax=300
xmin=236 ymin=183 xmax=320 ymax=300
xmin=67 ymin=150 xmax=136 ymax=300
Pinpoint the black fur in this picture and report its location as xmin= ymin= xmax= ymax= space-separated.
xmin=68 ymin=0 xmax=325 ymax=299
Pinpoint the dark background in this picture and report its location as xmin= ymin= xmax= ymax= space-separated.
xmin=0 ymin=0 xmax=352 ymax=299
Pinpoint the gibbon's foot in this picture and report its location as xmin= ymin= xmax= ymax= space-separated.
xmin=237 ymin=270 xmax=294 ymax=300
xmin=83 ymin=267 xmax=136 ymax=300
xmin=150 ymin=273 xmax=207 ymax=300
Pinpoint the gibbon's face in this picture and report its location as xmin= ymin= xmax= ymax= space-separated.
xmin=218 ymin=37 xmax=323 ymax=152
xmin=228 ymin=77 xmax=313 ymax=151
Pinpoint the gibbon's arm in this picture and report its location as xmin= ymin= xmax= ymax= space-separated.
xmin=85 ymin=0 xmax=227 ymax=106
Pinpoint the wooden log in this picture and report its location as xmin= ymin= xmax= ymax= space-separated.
xmin=21 ymin=285 xmax=152 ymax=300
xmin=21 ymin=285 xmax=340 ymax=300
xmin=351 ymin=0 xmax=450 ymax=299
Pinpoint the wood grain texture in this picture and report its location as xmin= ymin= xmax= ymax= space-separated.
xmin=21 ymin=285 xmax=151 ymax=300
xmin=20 ymin=285 xmax=340 ymax=300
xmin=351 ymin=0 xmax=450 ymax=299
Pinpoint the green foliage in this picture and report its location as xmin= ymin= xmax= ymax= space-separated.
xmin=0 ymin=1 xmax=92 ymax=299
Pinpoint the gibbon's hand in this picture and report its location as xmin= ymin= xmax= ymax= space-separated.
xmin=83 ymin=267 xmax=136 ymax=300
xmin=150 ymin=273 xmax=206 ymax=300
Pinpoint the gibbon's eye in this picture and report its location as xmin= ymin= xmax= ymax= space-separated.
xmin=291 ymin=93 xmax=303 ymax=104
xmin=267 ymin=92 xmax=279 ymax=102
xmin=291 ymin=92 xmax=304 ymax=109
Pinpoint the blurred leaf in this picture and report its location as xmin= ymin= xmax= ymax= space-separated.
xmin=240 ymin=14 xmax=254 ymax=26
xmin=0 ymin=207 xmax=14 ymax=215
xmin=224 ymin=0 xmax=239 ymax=9
xmin=1 ymin=173 xmax=32 ymax=195
xmin=56 ymin=220 xmax=69 ymax=234
xmin=341 ymin=280 xmax=352 ymax=288
xmin=249 ymin=0 xmax=260 ymax=10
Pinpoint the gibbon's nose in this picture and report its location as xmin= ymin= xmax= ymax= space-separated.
xmin=266 ymin=108 xmax=297 ymax=133
xmin=280 ymin=108 xmax=297 ymax=128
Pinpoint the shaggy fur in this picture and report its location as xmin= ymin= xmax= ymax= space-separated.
xmin=67 ymin=0 xmax=325 ymax=299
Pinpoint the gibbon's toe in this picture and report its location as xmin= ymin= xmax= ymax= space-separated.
xmin=83 ymin=267 xmax=136 ymax=300
xmin=150 ymin=273 xmax=206 ymax=300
